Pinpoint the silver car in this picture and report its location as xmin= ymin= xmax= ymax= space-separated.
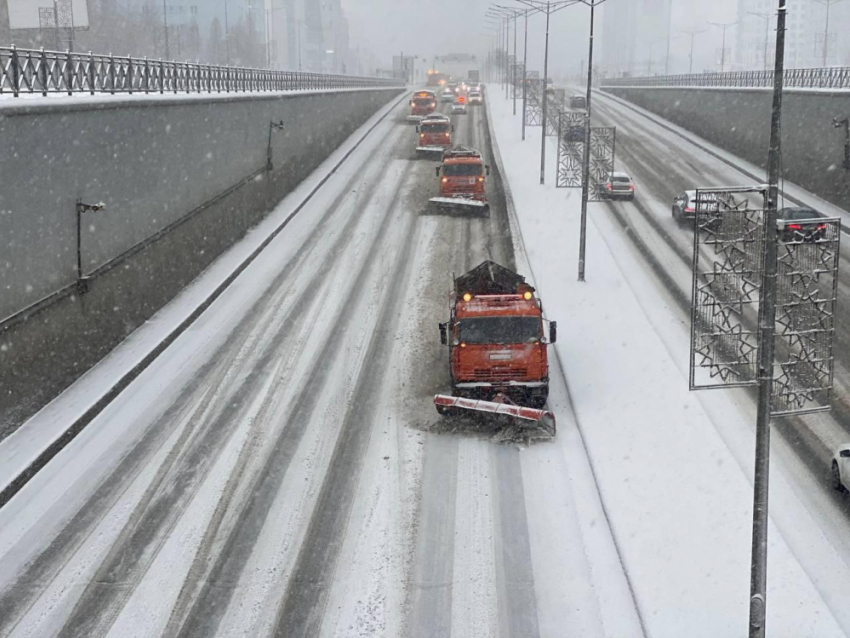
xmin=832 ymin=444 xmax=850 ymax=491
xmin=601 ymin=172 xmax=635 ymax=201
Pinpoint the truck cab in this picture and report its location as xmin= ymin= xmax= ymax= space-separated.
xmin=416 ymin=114 xmax=453 ymax=155
xmin=439 ymin=261 xmax=556 ymax=408
xmin=408 ymin=90 xmax=437 ymax=121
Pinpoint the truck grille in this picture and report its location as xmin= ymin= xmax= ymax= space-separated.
xmin=473 ymin=368 xmax=527 ymax=379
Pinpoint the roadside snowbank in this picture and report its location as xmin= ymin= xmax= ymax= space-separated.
xmin=487 ymin=90 xmax=847 ymax=637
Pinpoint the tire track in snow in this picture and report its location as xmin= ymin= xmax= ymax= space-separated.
xmin=171 ymin=160 xmax=416 ymax=638
xmin=0 ymin=126 xmax=408 ymax=638
xmin=271 ymin=187 xmax=422 ymax=636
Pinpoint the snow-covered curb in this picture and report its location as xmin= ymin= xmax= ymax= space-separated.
xmin=0 ymin=90 xmax=409 ymax=502
xmin=487 ymin=88 xmax=848 ymax=636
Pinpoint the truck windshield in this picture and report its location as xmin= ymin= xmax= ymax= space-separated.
xmin=421 ymin=123 xmax=449 ymax=133
xmin=414 ymin=98 xmax=433 ymax=106
xmin=458 ymin=317 xmax=542 ymax=344
xmin=444 ymin=164 xmax=482 ymax=176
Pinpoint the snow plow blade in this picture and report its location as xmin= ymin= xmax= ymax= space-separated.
xmin=407 ymin=115 xmax=425 ymax=123
xmin=429 ymin=197 xmax=489 ymax=214
xmin=434 ymin=394 xmax=555 ymax=438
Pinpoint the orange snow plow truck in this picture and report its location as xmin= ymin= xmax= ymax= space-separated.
xmin=408 ymin=89 xmax=437 ymax=122
xmin=431 ymin=146 xmax=489 ymax=214
xmin=436 ymin=261 xmax=557 ymax=436
xmin=416 ymin=114 xmax=453 ymax=156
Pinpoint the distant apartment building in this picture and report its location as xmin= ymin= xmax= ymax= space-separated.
xmin=600 ymin=0 xmax=672 ymax=77
xmin=737 ymin=0 xmax=850 ymax=69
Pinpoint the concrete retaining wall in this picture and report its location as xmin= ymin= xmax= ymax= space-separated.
xmin=601 ymin=86 xmax=850 ymax=211
xmin=0 ymin=87 xmax=403 ymax=432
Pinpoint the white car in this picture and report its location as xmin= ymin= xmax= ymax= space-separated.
xmin=832 ymin=445 xmax=850 ymax=491
xmin=451 ymin=99 xmax=467 ymax=114
xmin=468 ymin=91 xmax=482 ymax=105
xmin=441 ymin=89 xmax=455 ymax=103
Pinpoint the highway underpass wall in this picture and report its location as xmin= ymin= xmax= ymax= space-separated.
xmin=600 ymin=86 xmax=850 ymax=211
xmin=0 ymin=87 xmax=404 ymax=433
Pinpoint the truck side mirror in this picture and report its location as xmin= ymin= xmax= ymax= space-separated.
xmin=549 ymin=321 xmax=557 ymax=344
xmin=415 ymin=125 xmax=420 ymax=133
xmin=436 ymin=166 xmax=441 ymax=177
xmin=439 ymin=322 xmax=448 ymax=345
xmin=485 ymin=165 xmax=491 ymax=176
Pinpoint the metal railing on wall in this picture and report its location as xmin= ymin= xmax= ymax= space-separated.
xmin=0 ymin=44 xmax=403 ymax=98
xmin=601 ymin=67 xmax=850 ymax=90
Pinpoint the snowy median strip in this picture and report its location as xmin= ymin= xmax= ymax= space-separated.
xmin=0 ymin=90 xmax=409 ymax=506
xmin=487 ymin=90 xmax=847 ymax=636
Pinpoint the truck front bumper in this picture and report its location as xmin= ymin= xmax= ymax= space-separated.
xmin=454 ymin=381 xmax=548 ymax=389
xmin=416 ymin=145 xmax=449 ymax=154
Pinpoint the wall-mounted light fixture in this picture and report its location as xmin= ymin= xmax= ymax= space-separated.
xmin=267 ymin=120 xmax=286 ymax=171
xmin=832 ymin=116 xmax=850 ymax=170
xmin=76 ymin=199 xmax=106 ymax=294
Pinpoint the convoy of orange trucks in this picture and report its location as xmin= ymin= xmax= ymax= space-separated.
xmin=401 ymin=76 xmax=557 ymax=435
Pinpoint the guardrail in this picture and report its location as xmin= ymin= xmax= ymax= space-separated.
xmin=601 ymin=67 xmax=850 ymax=90
xmin=0 ymin=44 xmax=403 ymax=98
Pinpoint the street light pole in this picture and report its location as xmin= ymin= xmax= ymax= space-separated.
xmin=748 ymin=12 xmax=772 ymax=71
xmin=681 ymin=28 xmax=704 ymax=75
xmin=224 ymin=0 xmax=231 ymax=65
xmin=513 ymin=0 xmax=579 ymax=181
xmin=522 ymin=9 xmax=529 ymax=140
xmin=749 ymin=4 xmax=785 ymax=636
xmin=539 ymin=1 xmax=550 ymax=184
xmin=811 ymin=0 xmax=845 ymax=67
xmin=577 ymin=0 xmax=606 ymax=282
xmin=708 ymin=21 xmax=737 ymax=73
xmin=163 ymin=0 xmax=170 ymax=59
xmin=513 ymin=10 xmax=518 ymax=114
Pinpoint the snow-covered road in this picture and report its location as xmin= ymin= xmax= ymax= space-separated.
xmin=0 ymin=95 xmax=641 ymax=636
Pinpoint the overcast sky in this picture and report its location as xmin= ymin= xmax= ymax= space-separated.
xmin=342 ymin=0 xmax=739 ymax=77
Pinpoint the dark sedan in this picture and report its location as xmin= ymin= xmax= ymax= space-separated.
xmin=777 ymin=207 xmax=827 ymax=242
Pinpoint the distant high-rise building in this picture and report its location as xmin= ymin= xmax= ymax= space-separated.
xmin=600 ymin=0 xmax=672 ymax=77
xmin=736 ymin=0 xmax=850 ymax=69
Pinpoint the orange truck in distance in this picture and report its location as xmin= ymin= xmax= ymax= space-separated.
xmin=408 ymin=89 xmax=437 ymax=122
xmin=430 ymin=146 xmax=489 ymax=214
xmin=416 ymin=114 xmax=453 ymax=156
xmin=438 ymin=261 xmax=556 ymax=410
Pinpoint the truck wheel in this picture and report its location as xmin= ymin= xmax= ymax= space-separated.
xmin=482 ymin=204 xmax=491 ymax=218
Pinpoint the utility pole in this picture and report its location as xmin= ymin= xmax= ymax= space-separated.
xmin=749 ymin=3 xmax=785 ymax=636
xmin=708 ymin=20 xmax=737 ymax=73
